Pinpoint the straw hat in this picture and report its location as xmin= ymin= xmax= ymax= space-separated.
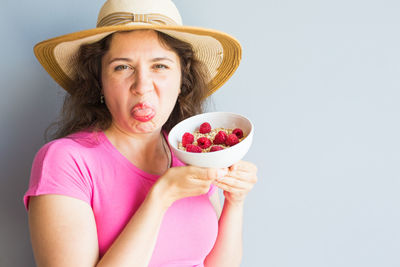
xmin=34 ymin=0 xmax=242 ymax=95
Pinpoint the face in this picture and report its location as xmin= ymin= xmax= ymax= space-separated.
xmin=101 ymin=30 xmax=181 ymax=135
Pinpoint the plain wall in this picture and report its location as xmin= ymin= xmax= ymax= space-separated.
xmin=1 ymin=0 xmax=400 ymax=266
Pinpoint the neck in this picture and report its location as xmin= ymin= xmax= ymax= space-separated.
xmin=104 ymin=123 xmax=170 ymax=175
xmin=105 ymin=123 xmax=163 ymax=152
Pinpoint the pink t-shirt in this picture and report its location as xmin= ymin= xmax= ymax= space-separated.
xmin=23 ymin=130 xmax=218 ymax=266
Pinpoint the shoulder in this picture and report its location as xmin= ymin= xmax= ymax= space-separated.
xmin=37 ymin=131 xmax=103 ymax=158
xmin=25 ymin=131 xmax=102 ymax=210
xmin=33 ymin=130 xmax=105 ymax=171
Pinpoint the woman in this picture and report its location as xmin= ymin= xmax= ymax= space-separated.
xmin=24 ymin=0 xmax=257 ymax=266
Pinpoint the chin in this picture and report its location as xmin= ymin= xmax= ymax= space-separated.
xmin=131 ymin=119 xmax=160 ymax=134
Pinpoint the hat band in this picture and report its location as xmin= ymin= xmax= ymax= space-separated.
xmin=97 ymin=12 xmax=178 ymax=27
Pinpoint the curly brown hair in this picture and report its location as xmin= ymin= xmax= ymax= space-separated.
xmin=46 ymin=30 xmax=210 ymax=140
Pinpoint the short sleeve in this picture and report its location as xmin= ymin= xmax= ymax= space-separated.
xmin=23 ymin=140 xmax=93 ymax=210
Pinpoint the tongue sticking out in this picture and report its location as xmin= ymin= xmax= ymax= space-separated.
xmin=133 ymin=108 xmax=153 ymax=117
xmin=131 ymin=103 xmax=156 ymax=122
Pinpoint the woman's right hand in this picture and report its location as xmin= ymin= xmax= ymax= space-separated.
xmin=153 ymin=166 xmax=228 ymax=208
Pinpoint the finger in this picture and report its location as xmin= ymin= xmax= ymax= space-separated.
xmin=231 ymin=160 xmax=258 ymax=173
xmin=224 ymin=169 xmax=258 ymax=184
xmin=188 ymin=166 xmax=229 ymax=181
xmin=213 ymin=168 xmax=230 ymax=179
xmin=213 ymin=180 xmax=242 ymax=194
xmin=214 ymin=176 xmax=253 ymax=190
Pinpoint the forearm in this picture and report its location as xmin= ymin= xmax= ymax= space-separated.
xmin=204 ymin=201 xmax=244 ymax=267
xmin=97 ymin=185 xmax=170 ymax=267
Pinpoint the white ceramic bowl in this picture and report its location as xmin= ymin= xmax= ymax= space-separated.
xmin=168 ymin=112 xmax=254 ymax=168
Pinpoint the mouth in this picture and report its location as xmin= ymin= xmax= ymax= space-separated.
xmin=131 ymin=102 xmax=156 ymax=122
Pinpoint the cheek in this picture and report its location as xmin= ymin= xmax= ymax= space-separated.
xmin=162 ymin=82 xmax=180 ymax=103
xmin=156 ymin=90 xmax=179 ymax=122
xmin=103 ymin=76 xmax=127 ymax=102
xmin=159 ymin=91 xmax=178 ymax=113
xmin=158 ymin=74 xmax=181 ymax=100
xmin=103 ymin=87 xmax=128 ymax=118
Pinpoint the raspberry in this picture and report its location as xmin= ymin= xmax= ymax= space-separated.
xmin=225 ymin=133 xmax=239 ymax=146
xmin=197 ymin=137 xmax=212 ymax=149
xmin=199 ymin=122 xmax=211 ymax=134
xmin=210 ymin=145 xmax=224 ymax=152
xmin=232 ymin=128 xmax=244 ymax=139
xmin=182 ymin=132 xmax=194 ymax=147
xmin=186 ymin=144 xmax=202 ymax=153
xmin=213 ymin=130 xmax=227 ymax=145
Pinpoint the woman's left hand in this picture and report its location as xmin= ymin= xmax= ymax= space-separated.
xmin=213 ymin=160 xmax=258 ymax=206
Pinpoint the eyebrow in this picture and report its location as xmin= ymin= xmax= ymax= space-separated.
xmin=108 ymin=57 xmax=131 ymax=64
xmin=108 ymin=57 xmax=175 ymax=65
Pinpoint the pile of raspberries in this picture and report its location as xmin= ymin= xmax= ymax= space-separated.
xmin=181 ymin=122 xmax=244 ymax=153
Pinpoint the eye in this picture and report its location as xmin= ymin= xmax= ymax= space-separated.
xmin=154 ymin=64 xmax=168 ymax=70
xmin=114 ymin=65 xmax=130 ymax=71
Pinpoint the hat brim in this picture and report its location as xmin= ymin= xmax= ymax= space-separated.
xmin=34 ymin=24 xmax=241 ymax=95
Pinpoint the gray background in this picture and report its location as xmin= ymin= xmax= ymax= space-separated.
xmin=1 ymin=0 xmax=399 ymax=266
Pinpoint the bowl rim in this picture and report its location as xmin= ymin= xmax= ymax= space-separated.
xmin=168 ymin=111 xmax=254 ymax=155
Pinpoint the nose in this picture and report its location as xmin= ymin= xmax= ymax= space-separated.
xmin=131 ymin=68 xmax=153 ymax=96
